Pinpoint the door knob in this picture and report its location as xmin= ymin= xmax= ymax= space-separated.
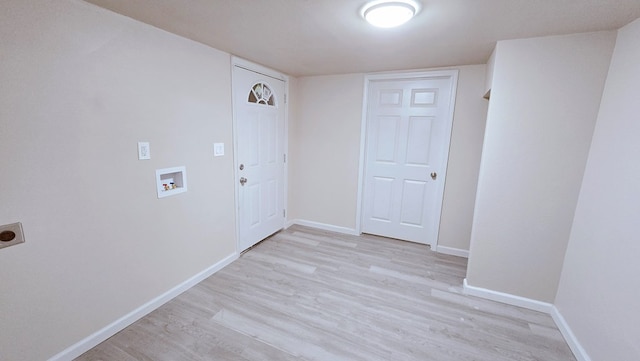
xmin=239 ymin=177 xmax=247 ymax=186
xmin=430 ymin=172 xmax=437 ymax=180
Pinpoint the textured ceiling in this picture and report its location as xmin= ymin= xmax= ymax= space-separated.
xmin=83 ymin=0 xmax=640 ymax=76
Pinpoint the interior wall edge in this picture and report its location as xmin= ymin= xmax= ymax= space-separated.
xmin=462 ymin=278 xmax=591 ymax=360
xmin=550 ymin=306 xmax=592 ymax=361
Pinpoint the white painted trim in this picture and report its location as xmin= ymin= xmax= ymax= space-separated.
xmin=231 ymin=57 xmax=287 ymax=82
xmin=434 ymin=245 xmax=469 ymax=258
xmin=354 ymin=77 xmax=369 ymax=235
xmin=283 ymin=76 xmax=290 ymax=227
xmin=286 ymin=219 xmax=359 ymax=236
xmin=231 ymin=62 xmax=241 ymax=255
xmin=462 ymin=278 xmax=554 ymax=313
xmin=362 ymin=69 xmax=461 ymax=81
xmin=551 ymin=306 xmax=591 ymax=361
xmin=231 ymin=57 xmax=289 ymax=253
xmin=285 ymin=219 xmax=297 ymax=230
xmin=49 ymin=253 xmax=238 ymax=361
xmin=462 ymin=279 xmax=589 ymax=361
xmin=357 ymin=69 xmax=459 ymax=249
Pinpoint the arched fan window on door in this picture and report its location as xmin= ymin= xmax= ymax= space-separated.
xmin=248 ymin=82 xmax=276 ymax=106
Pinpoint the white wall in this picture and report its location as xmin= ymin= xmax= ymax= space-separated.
xmin=466 ymin=32 xmax=616 ymax=302
xmin=288 ymin=74 xmax=365 ymax=230
xmin=437 ymin=65 xmax=488 ymax=253
xmin=0 ymin=1 xmax=236 ymax=359
xmin=555 ymin=18 xmax=640 ymax=360
xmin=11 ymin=1 xmax=627 ymax=359
xmin=484 ymin=48 xmax=496 ymax=97
xmin=289 ymin=66 xmax=487 ymax=252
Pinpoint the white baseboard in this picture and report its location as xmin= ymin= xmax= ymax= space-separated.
xmin=462 ymin=278 xmax=554 ymax=313
xmin=49 ymin=252 xmax=238 ymax=361
xmin=286 ymin=219 xmax=359 ymax=236
xmin=434 ymin=245 xmax=469 ymax=258
xmin=286 ymin=221 xmax=469 ymax=258
xmin=462 ymin=279 xmax=591 ymax=361
xmin=550 ymin=306 xmax=591 ymax=361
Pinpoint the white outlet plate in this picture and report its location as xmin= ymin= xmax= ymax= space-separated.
xmin=138 ymin=142 xmax=151 ymax=160
xmin=214 ymin=143 xmax=224 ymax=157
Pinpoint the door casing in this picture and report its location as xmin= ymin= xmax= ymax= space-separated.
xmin=356 ymin=70 xmax=459 ymax=250
xmin=231 ymin=57 xmax=289 ymax=253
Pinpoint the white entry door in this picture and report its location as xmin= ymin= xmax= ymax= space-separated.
xmin=233 ymin=64 xmax=286 ymax=252
xmin=361 ymin=71 xmax=457 ymax=245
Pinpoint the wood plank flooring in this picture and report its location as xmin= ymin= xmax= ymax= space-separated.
xmin=76 ymin=226 xmax=576 ymax=361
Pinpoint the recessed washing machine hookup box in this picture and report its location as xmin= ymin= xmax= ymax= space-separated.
xmin=156 ymin=166 xmax=187 ymax=198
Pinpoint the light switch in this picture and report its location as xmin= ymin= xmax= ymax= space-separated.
xmin=138 ymin=142 xmax=151 ymax=160
xmin=214 ymin=143 xmax=224 ymax=157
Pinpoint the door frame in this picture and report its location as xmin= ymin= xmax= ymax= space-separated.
xmin=356 ymin=70 xmax=458 ymax=250
xmin=231 ymin=57 xmax=289 ymax=253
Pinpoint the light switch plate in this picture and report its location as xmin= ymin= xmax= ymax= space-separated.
xmin=214 ymin=143 xmax=224 ymax=157
xmin=138 ymin=142 xmax=151 ymax=160
xmin=0 ymin=222 xmax=25 ymax=250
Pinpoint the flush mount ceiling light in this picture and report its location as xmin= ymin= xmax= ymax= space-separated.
xmin=361 ymin=0 xmax=420 ymax=28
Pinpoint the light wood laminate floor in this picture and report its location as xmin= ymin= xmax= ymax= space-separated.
xmin=77 ymin=226 xmax=576 ymax=361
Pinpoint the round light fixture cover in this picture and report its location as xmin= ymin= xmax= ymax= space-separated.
xmin=362 ymin=0 xmax=420 ymax=28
